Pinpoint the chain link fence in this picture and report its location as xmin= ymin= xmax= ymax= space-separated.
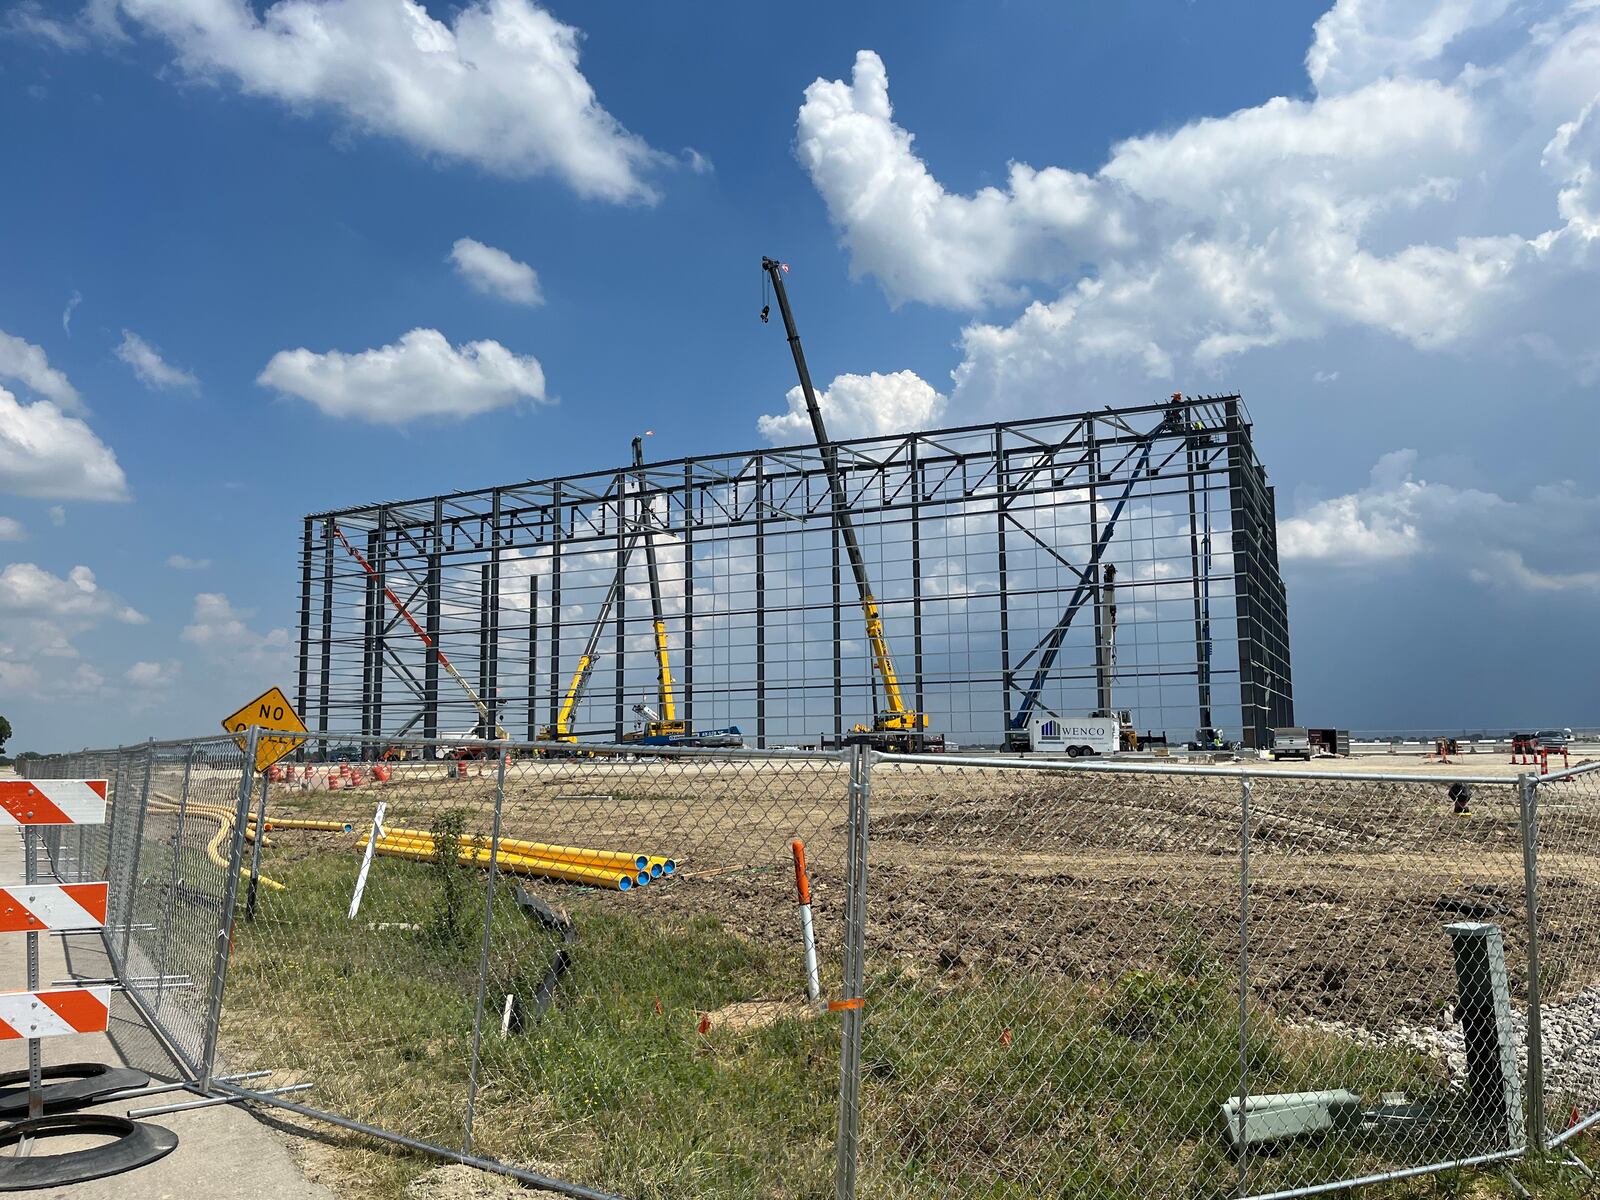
xmin=16 ymin=737 xmax=1599 ymax=1198
xmin=1532 ymin=759 xmax=1600 ymax=1157
xmin=24 ymin=736 xmax=252 ymax=1081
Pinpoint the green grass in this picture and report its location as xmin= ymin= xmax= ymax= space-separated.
xmin=223 ymin=851 xmax=1593 ymax=1200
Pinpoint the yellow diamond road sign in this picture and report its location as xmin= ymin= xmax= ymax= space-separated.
xmin=222 ymin=686 xmax=308 ymax=771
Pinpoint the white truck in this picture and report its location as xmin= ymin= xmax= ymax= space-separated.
xmin=1270 ymin=727 xmax=1312 ymax=760
xmin=1026 ymin=714 xmax=1120 ymax=758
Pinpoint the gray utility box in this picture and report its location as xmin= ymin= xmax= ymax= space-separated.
xmin=1446 ymin=922 xmax=1524 ymax=1145
xmin=1221 ymin=1090 xmax=1362 ymax=1149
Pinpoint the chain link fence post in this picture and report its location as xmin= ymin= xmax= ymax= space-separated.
xmin=200 ymin=726 xmax=260 ymax=1092
xmin=1236 ymin=775 xmax=1253 ymax=1198
xmin=463 ymin=748 xmax=509 ymax=1157
xmin=119 ymin=738 xmax=157 ymax=967
xmin=244 ymin=773 xmax=270 ymax=922
xmin=155 ymin=745 xmax=196 ymax=1014
xmin=103 ymin=747 xmax=132 ymax=968
xmin=833 ymin=743 xmax=870 ymax=1200
xmin=1519 ymin=771 xmax=1545 ymax=1157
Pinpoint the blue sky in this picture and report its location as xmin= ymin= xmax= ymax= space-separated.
xmin=1 ymin=0 xmax=1597 ymax=751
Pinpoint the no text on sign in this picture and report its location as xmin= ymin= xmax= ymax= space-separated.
xmin=222 ymin=686 xmax=308 ymax=771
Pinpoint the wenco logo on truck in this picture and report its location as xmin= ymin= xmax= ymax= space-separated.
xmin=1027 ymin=715 xmax=1119 ymax=757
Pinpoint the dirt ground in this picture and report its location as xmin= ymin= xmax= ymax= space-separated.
xmin=251 ymin=753 xmax=1600 ymax=1029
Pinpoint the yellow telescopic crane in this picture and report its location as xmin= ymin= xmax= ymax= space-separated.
xmin=760 ymin=257 xmax=931 ymax=750
xmin=539 ymin=535 xmax=637 ymax=747
xmin=629 ymin=435 xmax=685 ymax=740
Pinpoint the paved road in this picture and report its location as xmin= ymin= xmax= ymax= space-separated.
xmin=0 ymin=823 xmax=335 ymax=1199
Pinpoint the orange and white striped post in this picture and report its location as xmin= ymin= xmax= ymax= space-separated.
xmin=0 ymin=779 xmax=112 ymax=1121
xmin=791 ymin=839 xmax=821 ymax=1003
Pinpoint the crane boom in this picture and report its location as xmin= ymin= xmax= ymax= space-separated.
xmin=632 ymin=437 xmax=680 ymax=732
xmin=330 ymin=523 xmax=507 ymax=741
xmin=760 ymin=257 xmax=926 ymax=738
xmin=546 ymin=522 xmax=642 ymax=743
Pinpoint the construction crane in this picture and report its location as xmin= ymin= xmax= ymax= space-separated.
xmin=539 ymin=439 xmax=743 ymax=752
xmin=621 ymin=436 xmax=742 ymax=748
xmin=1003 ymin=399 xmax=1190 ymax=751
xmin=538 ymin=520 xmax=640 ymax=749
xmin=628 ymin=435 xmax=683 ymax=740
xmin=760 ymin=257 xmax=933 ymax=751
xmin=330 ymin=523 xmax=508 ymax=750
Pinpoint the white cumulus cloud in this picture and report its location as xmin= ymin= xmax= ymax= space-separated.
xmin=116 ymin=329 xmax=199 ymax=391
xmin=125 ymin=659 xmax=181 ymax=687
xmin=258 ymin=328 xmax=548 ymax=424
xmin=450 ymin=238 xmax=543 ymax=305
xmin=757 ymin=370 xmax=946 ymax=443
xmin=181 ymin=592 xmax=291 ymax=672
xmin=0 ymin=329 xmax=84 ymax=414
xmin=0 ymin=563 xmax=146 ymax=625
xmin=0 ymin=517 xmax=23 ymax=542
xmin=1279 ymin=449 xmax=1600 ymax=592
xmin=108 ymin=0 xmax=665 ymax=203
xmin=797 ymin=1 xmax=1600 ymax=413
xmin=0 ymin=385 xmax=129 ymax=502
xmin=0 ymin=561 xmax=147 ymax=700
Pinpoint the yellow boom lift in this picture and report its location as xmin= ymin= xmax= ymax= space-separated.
xmin=540 ymin=440 xmax=743 ymax=751
xmin=760 ymin=257 xmax=937 ymax=751
xmin=537 ymin=533 xmax=635 ymax=749
xmin=626 ymin=435 xmax=683 ymax=741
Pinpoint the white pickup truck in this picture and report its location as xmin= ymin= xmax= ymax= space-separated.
xmin=1027 ymin=715 xmax=1120 ymax=758
xmin=1271 ymin=727 xmax=1312 ymax=760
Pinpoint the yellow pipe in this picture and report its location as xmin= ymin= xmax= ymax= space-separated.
xmin=371 ymin=840 xmax=640 ymax=890
xmin=148 ymin=794 xmax=285 ymax=891
xmin=371 ymin=832 xmax=644 ymax=887
xmin=202 ymin=809 xmax=285 ymax=892
xmin=380 ymin=827 xmax=655 ymax=873
xmin=254 ymin=818 xmax=355 ymax=833
xmin=374 ymin=834 xmax=638 ymax=885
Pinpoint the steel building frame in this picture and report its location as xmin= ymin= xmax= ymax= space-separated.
xmin=297 ymin=396 xmax=1293 ymax=749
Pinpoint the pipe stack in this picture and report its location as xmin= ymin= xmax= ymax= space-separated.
xmin=362 ymin=826 xmax=672 ymax=892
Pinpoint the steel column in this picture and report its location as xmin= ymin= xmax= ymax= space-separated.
xmin=548 ymin=486 xmax=563 ymax=732
xmin=373 ymin=512 xmax=387 ymax=740
xmin=831 ymin=519 xmax=843 ymax=740
xmin=682 ymin=463 xmax=695 ymax=731
xmin=319 ymin=518 xmax=334 ymax=754
xmin=995 ymin=427 xmax=1013 ymax=725
xmin=613 ymin=475 xmax=626 ymax=741
xmin=424 ymin=499 xmax=443 ymax=742
xmin=526 ymin=573 xmax=539 ymax=742
xmin=909 ymin=440 xmax=925 ymax=722
xmin=755 ymin=460 xmax=767 ymax=748
xmin=296 ymin=517 xmax=313 ymax=743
